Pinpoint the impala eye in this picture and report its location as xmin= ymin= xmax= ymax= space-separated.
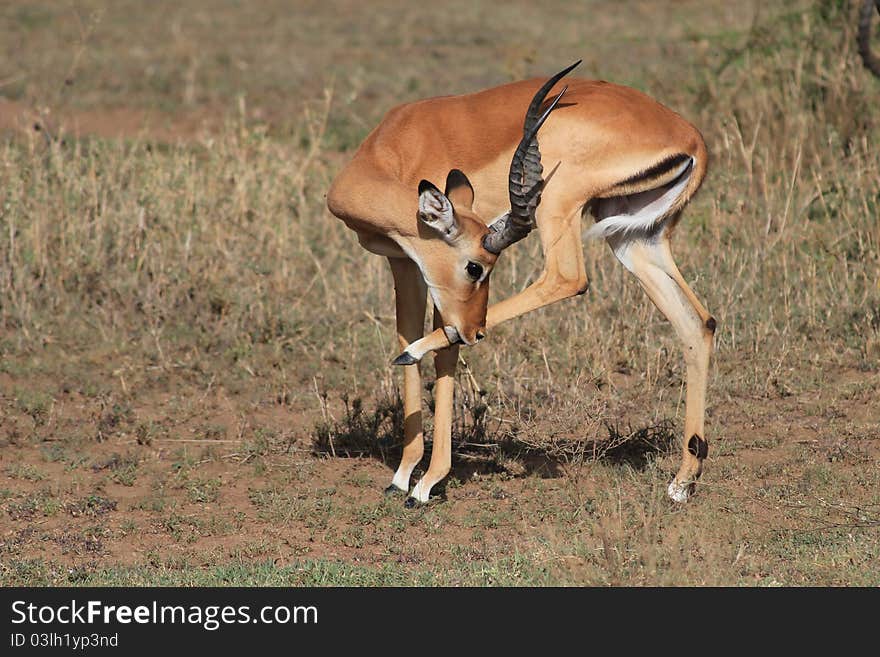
xmin=466 ymin=261 xmax=483 ymax=280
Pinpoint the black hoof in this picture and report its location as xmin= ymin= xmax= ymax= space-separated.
xmin=392 ymin=352 xmax=418 ymax=366
xmin=384 ymin=484 xmax=405 ymax=496
xmin=404 ymin=497 xmax=420 ymax=509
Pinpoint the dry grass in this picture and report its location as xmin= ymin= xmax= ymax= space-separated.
xmin=0 ymin=0 xmax=878 ymax=585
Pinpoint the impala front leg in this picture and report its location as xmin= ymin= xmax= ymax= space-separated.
xmin=407 ymin=309 xmax=459 ymax=506
xmin=387 ymin=258 xmax=428 ymax=495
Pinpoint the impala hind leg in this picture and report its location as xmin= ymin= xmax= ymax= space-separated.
xmin=485 ymin=201 xmax=588 ymax=330
xmin=396 ymin=203 xmax=589 ymax=365
xmin=407 ymin=309 xmax=459 ymax=506
xmin=387 ymin=258 xmax=428 ymax=494
xmin=608 ymin=233 xmax=715 ymax=502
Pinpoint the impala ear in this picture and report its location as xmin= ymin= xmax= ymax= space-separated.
xmin=444 ymin=169 xmax=474 ymax=210
xmin=418 ymin=179 xmax=461 ymax=243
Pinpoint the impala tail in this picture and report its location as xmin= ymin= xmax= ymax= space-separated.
xmin=584 ymin=151 xmax=705 ymax=240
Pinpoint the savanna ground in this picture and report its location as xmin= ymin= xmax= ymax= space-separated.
xmin=0 ymin=0 xmax=878 ymax=586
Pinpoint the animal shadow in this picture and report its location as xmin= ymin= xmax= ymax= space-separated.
xmin=311 ymin=392 xmax=678 ymax=487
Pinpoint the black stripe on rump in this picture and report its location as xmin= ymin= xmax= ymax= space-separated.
xmin=618 ymin=153 xmax=691 ymax=188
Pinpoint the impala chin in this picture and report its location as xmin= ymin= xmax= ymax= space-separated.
xmin=452 ymin=324 xmax=486 ymax=346
xmin=443 ymin=326 xmax=463 ymax=344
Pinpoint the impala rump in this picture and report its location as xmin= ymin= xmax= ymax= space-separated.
xmin=585 ymin=155 xmax=695 ymax=240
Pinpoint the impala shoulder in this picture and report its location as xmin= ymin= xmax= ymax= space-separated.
xmin=327 ymin=111 xmax=411 ymax=219
xmin=326 ymin=171 xmax=349 ymax=218
xmin=327 ymin=157 xmax=376 ymax=220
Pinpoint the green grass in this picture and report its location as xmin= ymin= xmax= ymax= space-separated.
xmin=0 ymin=556 xmax=561 ymax=586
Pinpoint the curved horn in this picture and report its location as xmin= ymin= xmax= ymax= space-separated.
xmin=483 ymin=60 xmax=581 ymax=255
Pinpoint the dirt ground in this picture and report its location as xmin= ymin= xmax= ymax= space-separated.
xmin=2 ymin=342 xmax=878 ymax=585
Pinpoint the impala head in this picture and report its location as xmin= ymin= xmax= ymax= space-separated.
xmin=415 ymin=170 xmax=496 ymax=346
xmin=411 ymin=60 xmax=581 ymax=350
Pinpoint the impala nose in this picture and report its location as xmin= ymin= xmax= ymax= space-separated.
xmin=475 ymin=330 xmax=486 ymax=341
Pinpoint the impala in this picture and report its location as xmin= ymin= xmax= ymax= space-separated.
xmin=326 ymin=61 xmax=714 ymax=506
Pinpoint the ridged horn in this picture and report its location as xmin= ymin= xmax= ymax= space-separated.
xmin=482 ymin=60 xmax=581 ymax=254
